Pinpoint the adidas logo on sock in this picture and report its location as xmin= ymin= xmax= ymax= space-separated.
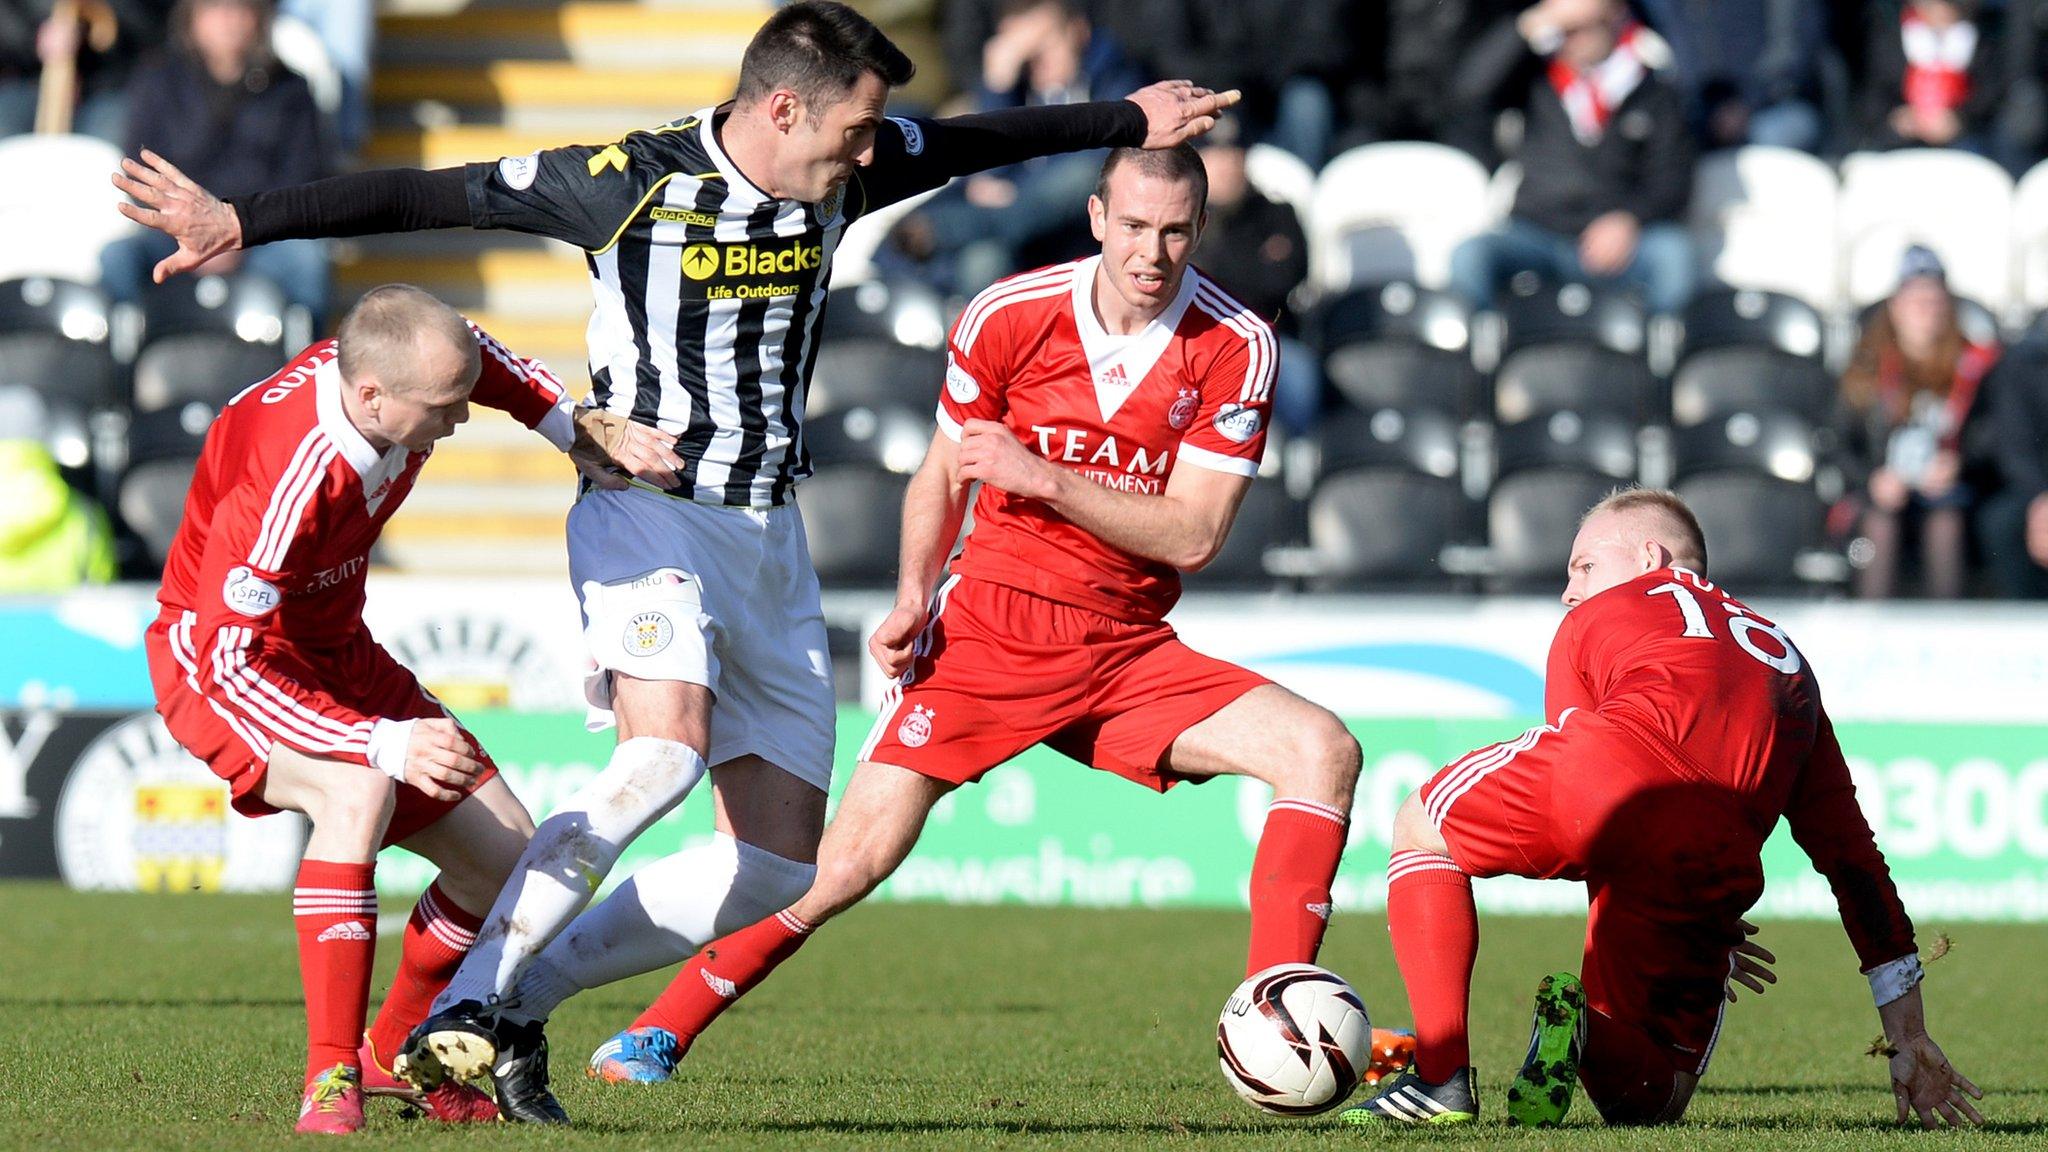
xmin=1306 ymin=901 xmax=1334 ymax=921
xmin=318 ymin=920 xmax=373 ymax=942
xmin=700 ymin=970 xmax=739 ymax=999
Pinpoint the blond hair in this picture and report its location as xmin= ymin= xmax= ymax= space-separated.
xmin=335 ymin=284 xmax=479 ymax=396
xmin=1583 ymin=487 xmax=1708 ymax=572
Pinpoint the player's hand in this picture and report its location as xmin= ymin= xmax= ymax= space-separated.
xmin=111 ymin=150 xmax=244 ymax=282
xmin=957 ymin=418 xmax=1057 ymax=501
xmin=1126 ymin=81 xmax=1242 ymax=149
xmin=403 ymin=718 xmax=486 ymax=802
xmin=869 ymin=604 xmax=925 ymax=679
xmin=570 ymin=408 xmax=684 ymax=490
xmin=1725 ymin=919 xmax=1778 ymax=1002
xmin=1890 ymin=1033 xmax=1983 ymax=1129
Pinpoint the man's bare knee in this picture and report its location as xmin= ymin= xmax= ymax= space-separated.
xmin=311 ymin=766 xmax=397 ymax=839
xmin=1296 ymin=712 xmax=1362 ymax=807
xmin=610 ymin=673 xmax=713 ymax=750
xmin=1392 ymin=789 xmax=1450 ymax=856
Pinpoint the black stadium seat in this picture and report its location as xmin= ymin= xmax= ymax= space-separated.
xmin=1493 ymin=343 xmax=1658 ymax=424
xmin=1678 ymin=289 xmax=1826 ymax=362
xmin=801 ymin=403 xmax=934 ymax=473
xmin=132 ymin=273 xmax=295 ymax=414
xmin=1487 ymin=469 xmax=1619 ymax=584
xmin=136 ymin=272 xmax=292 ymax=346
xmin=1183 ymin=476 xmax=1296 ymax=589
xmin=132 ymin=335 xmax=290 ymax=413
xmin=1494 ymin=410 xmax=1638 ymax=481
xmin=795 ymin=464 xmax=910 ymax=585
xmin=1307 ymin=469 xmax=1468 ymax=588
xmin=118 ymin=403 xmax=214 ymax=566
xmin=806 ymin=338 xmax=945 ymax=415
xmin=1668 ymin=346 xmax=1835 ymax=426
xmin=1671 ymin=411 xmax=1820 ymax=484
xmin=821 ymin=277 xmax=948 ymax=348
xmin=1323 ymin=341 xmax=1484 ymax=420
xmin=1677 ymin=471 xmax=1828 ymax=589
xmin=0 ymin=276 xmax=120 ymax=412
xmin=1494 ymin=281 xmax=1646 ymax=359
xmin=1318 ymin=406 xmax=1462 ymax=481
xmin=1317 ymin=281 xmax=1473 ymax=352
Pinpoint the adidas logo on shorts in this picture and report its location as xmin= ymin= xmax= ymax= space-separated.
xmin=317 ymin=920 xmax=373 ymax=943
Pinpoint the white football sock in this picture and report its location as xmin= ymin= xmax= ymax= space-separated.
xmin=433 ymin=736 xmax=707 ymax=1012
xmin=503 ymin=832 xmax=816 ymax=1024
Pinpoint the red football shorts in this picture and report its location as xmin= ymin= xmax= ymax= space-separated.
xmin=858 ymin=577 xmax=1270 ymax=790
xmin=1422 ymin=707 xmax=1765 ymax=1073
xmin=145 ymin=607 xmax=499 ymax=847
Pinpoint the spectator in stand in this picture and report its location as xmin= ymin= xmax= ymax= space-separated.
xmin=1192 ymin=112 xmax=1316 ymax=435
xmin=1859 ymin=0 xmax=2006 ymax=158
xmin=276 ymin=0 xmax=370 ymax=154
xmin=1975 ymin=340 xmax=2048 ymax=598
xmin=891 ymin=0 xmax=1146 ymax=295
xmin=100 ymin=0 xmax=329 ymax=327
xmin=0 ymin=390 xmax=115 ymax=592
xmin=1383 ymin=0 xmax=1522 ymax=155
xmin=1446 ymin=0 xmax=1697 ymax=315
xmin=1834 ymin=246 xmax=1998 ymax=600
xmin=1634 ymin=0 xmax=1828 ymax=152
xmin=0 ymin=0 xmax=170 ymax=141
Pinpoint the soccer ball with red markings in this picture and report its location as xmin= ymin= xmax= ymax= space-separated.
xmin=1217 ymin=963 xmax=1372 ymax=1115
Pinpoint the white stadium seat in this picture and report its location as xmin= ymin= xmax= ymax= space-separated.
xmin=827 ymin=185 xmax=941 ymax=289
xmin=1838 ymin=149 xmax=2014 ymax=313
xmin=1688 ymin=146 xmax=1840 ymax=310
xmin=2010 ymin=158 xmax=2048 ymax=313
xmin=1309 ymin=142 xmax=1494 ymax=294
xmin=1244 ymin=143 xmax=1316 ymax=222
xmin=270 ymin=15 xmax=344 ymax=122
xmin=0 ymin=134 xmax=137 ymax=284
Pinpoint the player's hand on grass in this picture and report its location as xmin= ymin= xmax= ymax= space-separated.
xmin=958 ymin=418 xmax=1058 ymax=500
xmin=570 ymin=409 xmax=684 ymax=490
xmin=111 ymin=150 xmax=243 ymax=282
xmin=404 ymin=718 xmax=487 ymax=802
xmin=869 ymin=604 xmax=925 ymax=679
xmin=1889 ymin=1033 xmax=1982 ymax=1129
xmin=1726 ymin=919 xmax=1778 ymax=1002
xmin=1126 ymin=81 xmax=1242 ymax=149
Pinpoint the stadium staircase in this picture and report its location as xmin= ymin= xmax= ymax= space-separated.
xmin=358 ymin=0 xmax=771 ymax=574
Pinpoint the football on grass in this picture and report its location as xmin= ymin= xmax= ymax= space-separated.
xmin=1217 ymin=963 xmax=1371 ymax=1115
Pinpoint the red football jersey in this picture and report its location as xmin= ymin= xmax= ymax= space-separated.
xmin=937 ymin=257 xmax=1276 ymax=621
xmin=1549 ymin=566 xmax=1915 ymax=967
xmin=155 ymin=325 xmax=573 ymax=759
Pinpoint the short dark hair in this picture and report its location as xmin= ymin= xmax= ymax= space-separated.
xmin=1093 ymin=145 xmax=1209 ymax=209
xmin=735 ymin=2 xmax=914 ymax=109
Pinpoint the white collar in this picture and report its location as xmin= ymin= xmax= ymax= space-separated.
xmin=1068 ymin=255 xmax=1201 ymax=422
xmin=314 ymin=357 xmax=381 ymax=478
xmin=701 ymin=104 xmax=771 ymax=206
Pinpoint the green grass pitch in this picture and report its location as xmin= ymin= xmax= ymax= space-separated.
xmin=2 ymin=882 xmax=2044 ymax=1150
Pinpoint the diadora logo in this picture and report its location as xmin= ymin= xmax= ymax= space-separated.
xmin=317 ymin=920 xmax=372 ymax=943
xmin=1167 ymin=387 xmax=1200 ymax=430
xmin=897 ymin=704 xmax=936 ymax=748
xmin=701 ymin=969 xmax=739 ymax=999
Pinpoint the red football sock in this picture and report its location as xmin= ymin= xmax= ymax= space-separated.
xmin=1580 ymin=1007 xmax=1685 ymax=1124
xmin=633 ymin=910 xmax=814 ymax=1046
xmin=1246 ymin=798 xmax=1348 ymax=975
xmin=1386 ymin=849 xmax=1476 ymax=1084
xmin=364 ymin=881 xmax=484 ymax=1070
xmin=293 ymin=859 xmax=377 ymax=1084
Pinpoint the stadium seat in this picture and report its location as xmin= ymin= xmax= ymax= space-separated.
xmin=1309 ymin=142 xmax=1494 ymax=293
xmin=0 ymin=134 xmax=138 ymax=284
xmin=0 ymin=381 xmax=91 ymax=472
xmin=0 ymin=277 xmax=120 ymax=414
xmin=806 ymin=339 xmax=946 ymax=416
xmin=1668 ymin=347 xmax=1836 ymax=427
xmin=821 ymin=277 xmax=948 ymax=349
xmin=801 ymin=403 xmax=935 ymax=474
xmin=827 ymin=186 xmax=941 ymax=289
xmin=795 ymin=464 xmax=908 ymax=585
xmin=1677 ymin=289 xmax=1825 ymax=362
xmin=126 ymin=399 xmax=215 ymax=464
xmin=1317 ymin=407 xmax=1462 ymax=481
xmin=137 ymin=272 xmax=295 ymax=347
xmin=1687 ymin=146 xmax=1840 ymax=309
xmin=1676 ymin=471 xmax=1828 ymax=589
xmin=1182 ymin=476 xmax=1296 ymax=589
xmin=1494 ymin=282 xmax=1647 ymax=359
xmin=1244 ymin=144 xmax=1317 ymax=225
xmin=1492 ymin=344 xmax=1658 ymax=424
xmin=270 ymin=15 xmax=343 ymax=124
xmin=1317 ymin=281 xmax=1473 ymax=352
xmin=1838 ymin=149 xmax=2014 ymax=313
xmin=1493 ymin=411 xmax=1638 ymax=481
xmin=118 ymin=403 xmax=213 ymax=565
xmin=2013 ymin=158 xmax=2048 ymax=313
xmin=1670 ymin=411 xmax=1820 ymax=484
xmin=1306 ymin=469 xmax=1469 ymax=588
xmin=132 ymin=337 xmax=290 ymax=413
xmin=1317 ymin=282 xmax=1481 ymax=417
xmin=1487 ymin=469 xmax=1618 ymax=584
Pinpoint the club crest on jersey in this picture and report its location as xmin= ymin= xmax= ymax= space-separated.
xmin=624 ymin=611 xmax=674 ymax=657
xmin=897 ymin=704 xmax=935 ymax=748
xmin=946 ymin=359 xmax=980 ymax=404
xmin=1167 ymin=387 xmax=1200 ymax=430
xmin=1213 ymin=404 xmax=1262 ymax=444
xmin=222 ymin=566 xmax=281 ymax=617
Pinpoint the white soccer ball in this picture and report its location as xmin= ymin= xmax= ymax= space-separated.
xmin=1216 ymin=963 xmax=1371 ymax=1115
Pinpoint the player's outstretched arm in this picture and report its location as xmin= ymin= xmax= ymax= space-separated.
xmin=1877 ymin=986 xmax=1983 ymax=1129
xmin=870 ymin=429 xmax=973 ymax=679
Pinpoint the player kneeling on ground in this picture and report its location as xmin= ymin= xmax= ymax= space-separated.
xmin=143 ymin=285 xmax=680 ymax=1134
xmin=566 ymin=144 xmax=1399 ymax=1085
xmin=1347 ymin=489 xmax=1982 ymax=1130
